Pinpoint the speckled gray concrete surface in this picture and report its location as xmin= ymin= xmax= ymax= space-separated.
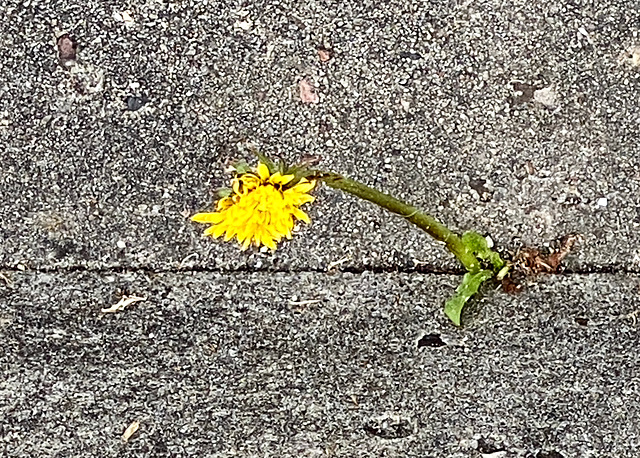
xmin=1 ymin=271 xmax=639 ymax=457
xmin=2 ymin=1 xmax=640 ymax=457
xmin=1 ymin=1 xmax=640 ymax=271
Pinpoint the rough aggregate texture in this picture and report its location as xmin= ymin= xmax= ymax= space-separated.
xmin=1 ymin=0 xmax=640 ymax=272
xmin=2 ymin=271 xmax=640 ymax=457
xmin=2 ymin=1 xmax=640 ymax=457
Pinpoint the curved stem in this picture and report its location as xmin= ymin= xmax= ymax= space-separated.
xmin=320 ymin=173 xmax=481 ymax=272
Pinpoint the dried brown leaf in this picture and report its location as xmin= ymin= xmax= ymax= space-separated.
xmin=547 ymin=233 xmax=581 ymax=268
xmin=500 ymin=276 xmax=523 ymax=295
xmin=56 ymin=34 xmax=77 ymax=62
xmin=317 ymin=47 xmax=333 ymax=62
xmin=514 ymin=233 xmax=581 ymax=275
xmin=299 ymin=78 xmax=319 ymax=104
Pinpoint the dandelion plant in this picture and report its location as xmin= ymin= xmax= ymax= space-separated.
xmin=191 ymin=153 xmax=509 ymax=326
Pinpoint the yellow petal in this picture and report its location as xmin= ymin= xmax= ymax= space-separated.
xmin=212 ymin=225 xmax=227 ymax=238
xmin=270 ymin=172 xmax=295 ymax=186
xmin=240 ymin=174 xmax=260 ymax=191
xmin=262 ymin=235 xmax=277 ymax=250
xmin=284 ymin=189 xmax=316 ymax=207
xmin=236 ymin=230 xmax=248 ymax=245
xmin=217 ymin=197 xmax=233 ymax=211
xmin=290 ymin=179 xmax=315 ymax=193
xmin=293 ymin=208 xmax=311 ymax=224
xmin=223 ymin=226 xmax=238 ymax=241
xmin=232 ymin=178 xmax=241 ymax=194
xmin=192 ymin=212 xmax=223 ymax=224
xmin=203 ymin=226 xmax=218 ymax=237
xmin=257 ymin=163 xmax=270 ymax=180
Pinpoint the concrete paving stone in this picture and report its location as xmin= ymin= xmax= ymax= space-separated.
xmin=1 ymin=1 xmax=640 ymax=272
xmin=2 ymin=2 xmax=640 ymax=456
xmin=1 ymin=270 xmax=639 ymax=457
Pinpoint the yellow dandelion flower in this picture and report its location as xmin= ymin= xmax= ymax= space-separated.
xmin=191 ymin=163 xmax=316 ymax=250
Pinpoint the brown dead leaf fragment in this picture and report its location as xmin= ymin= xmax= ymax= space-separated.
xmin=547 ymin=233 xmax=581 ymax=268
xmin=57 ymin=34 xmax=77 ymax=63
xmin=299 ymin=78 xmax=319 ymax=104
xmin=501 ymin=277 xmax=523 ymax=296
xmin=122 ymin=421 xmax=140 ymax=442
xmin=299 ymin=154 xmax=322 ymax=167
xmin=514 ymin=233 xmax=581 ymax=275
xmin=317 ymin=46 xmax=333 ymax=62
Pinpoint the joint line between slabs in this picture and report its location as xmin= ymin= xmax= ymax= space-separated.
xmin=0 ymin=265 xmax=637 ymax=276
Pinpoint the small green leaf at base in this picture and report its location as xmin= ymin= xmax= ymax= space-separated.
xmin=461 ymin=231 xmax=505 ymax=271
xmin=444 ymin=269 xmax=494 ymax=326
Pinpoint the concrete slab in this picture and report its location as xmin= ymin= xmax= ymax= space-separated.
xmin=1 ymin=1 xmax=640 ymax=272
xmin=1 ymin=271 xmax=639 ymax=457
xmin=2 ymin=2 xmax=640 ymax=457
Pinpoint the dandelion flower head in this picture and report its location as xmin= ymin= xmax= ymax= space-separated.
xmin=192 ymin=162 xmax=316 ymax=250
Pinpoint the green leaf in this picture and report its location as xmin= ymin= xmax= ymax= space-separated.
xmin=216 ymin=188 xmax=232 ymax=198
xmin=232 ymin=160 xmax=251 ymax=174
xmin=461 ymin=231 xmax=489 ymax=252
xmin=285 ymin=163 xmax=315 ymax=183
xmin=462 ymin=231 xmax=505 ymax=271
xmin=444 ymin=269 xmax=494 ymax=326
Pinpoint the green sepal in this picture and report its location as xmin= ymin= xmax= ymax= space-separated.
xmin=444 ymin=269 xmax=494 ymax=326
xmin=248 ymin=149 xmax=320 ymax=186
xmin=216 ymin=188 xmax=232 ymax=198
xmin=232 ymin=160 xmax=252 ymax=175
xmin=462 ymin=231 xmax=505 ymax=271
xmin=252 ymin=150 xmax=278 ymax=173
xmin=285 ymin=164 xmax=314 ymax=182
xmin=251 ymin=149 xmax=293 ymax=179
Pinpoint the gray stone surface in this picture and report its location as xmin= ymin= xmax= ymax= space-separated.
xmin=1 ymin=1 xmax=640 ymax=272
xmin=1 ymin=271 xmax=639 ymax=457
xmin=2 ymin=1 xmax=640 ymax=457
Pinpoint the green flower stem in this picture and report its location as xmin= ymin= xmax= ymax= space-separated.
xmin=320 ymin=173 xmax=481 ymax=272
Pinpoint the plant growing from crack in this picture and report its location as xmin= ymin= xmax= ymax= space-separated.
xmin=191 ymin=152 xmax=514 ymax=326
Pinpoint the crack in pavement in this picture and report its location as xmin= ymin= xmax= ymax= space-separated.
xmin=0 ymin=264 xmax=638 ymax=276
